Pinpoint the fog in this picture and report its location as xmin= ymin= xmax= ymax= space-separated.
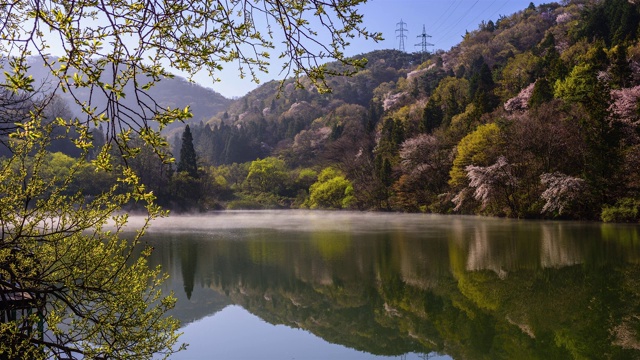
xmin=123 ymin=210 xmax=493 ymax=235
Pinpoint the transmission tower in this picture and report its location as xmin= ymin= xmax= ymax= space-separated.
xmin=396 ymin=19 xmax=408 ymax=52
xmin=415 ymin=24 xmax=434 ymax=54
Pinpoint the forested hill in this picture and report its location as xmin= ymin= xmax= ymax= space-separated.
xmin=178 ymin=50 xmax=424 ymax=165
xmin=159 ymin=0 xmax=640 ymax=221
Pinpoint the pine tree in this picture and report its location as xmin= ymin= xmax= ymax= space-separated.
xmin=421 ymin=98 xmax=443 ymax=133
xmin=528 ymin=78 xmax=554 ymax=109
xmin=177 ymin=125 xmax=198 ymax=178
xmin=610 ymin=44 xmax=632 ymax=88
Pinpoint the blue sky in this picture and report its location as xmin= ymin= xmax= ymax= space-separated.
xmin=205 ymin=0 xmax=548 ymax=98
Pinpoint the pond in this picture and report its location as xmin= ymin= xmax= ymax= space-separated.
xmin=140 ymin=210 xmax=640 ymax=359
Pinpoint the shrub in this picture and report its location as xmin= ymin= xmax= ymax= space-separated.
xmin=601 ymin=198 xmax=640 ymax=223
xmin=306 ymin=167 xmax=354 ymax=209
xmin=226 ymin=199 xmax=264 ymax=210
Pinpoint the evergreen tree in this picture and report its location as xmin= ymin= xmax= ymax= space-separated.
xmin=391 ymin=119 xmax=405 ymax=147
xmin=610 ymin=44 xmax=632 ymax=88
xmin=421 ymin=98 xmax=444 ymax=133
xmin=468 ymin=59 xmax=499 ymax=114
xmin=539 ymin=34 xmax=567 ymax=83
xmin=555 ymin=62 xmax=623 ymax=207
xmin=528 ymin=78 xmax=554 ymax=108
xmin=177 ymin=125 xmax=198 ymax=178
xmin=367 ymin=100 xmax=383 ymax=132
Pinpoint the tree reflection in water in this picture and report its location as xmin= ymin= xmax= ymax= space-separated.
xmin=140 ymin=211 xmax=640 ymax=359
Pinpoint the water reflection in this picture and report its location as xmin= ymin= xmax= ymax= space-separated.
xmin=141 ymin=211 xmax=640 ymax=359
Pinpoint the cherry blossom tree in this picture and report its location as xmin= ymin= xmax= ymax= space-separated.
xmin=395 ymin=134 xmax=451 ymax=210
xmin=540 ymin=172 xmax=586 ymax=215
xmin=465 ymin=156 xmax=519 ymax=215
xmin=609 ymin=85 xmax=640 ymax=126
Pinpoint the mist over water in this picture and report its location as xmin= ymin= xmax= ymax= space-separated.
xmin=130 ymin=209 xmax=522 ymax=235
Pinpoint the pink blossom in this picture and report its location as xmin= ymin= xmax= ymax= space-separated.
xmin=504 ymin=82 xmax=535 ymax=112
xmin=465 ymin=156 xmax=516 ymax=209
xmin=399 ymin=134 xmax=439 ymax=171
xmin=540 ymin=172 xmax=586 ymax=214
xmin=452 ymin=188 xmax=472 ymax=211
xmin=609 ymin=86 xmax=640 ymax=126
xmin=556 ymin=13 xmax=573 ymax=24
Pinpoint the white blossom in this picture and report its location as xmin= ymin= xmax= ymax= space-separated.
xmin=452 ymin=188 xmax=472 ymax=211
xmin=383 ymin=92 xmax=408 ymax=111
xmin=504 ymin=82 xmax=535 ymax=112
xmin=609 ymin=86 xmax=640 ymax=126
xmin=556 ymin=12 xmax=573 ymax=24
xmin=597 ymin=70 xmax=611 ymax=83
xmin=540 ymin=172 xmax=586 ymax=214
xmin=465 ymin=156 xmax=516 ymax=209
xmin=399 ymin=134 xmax=439 ymax=172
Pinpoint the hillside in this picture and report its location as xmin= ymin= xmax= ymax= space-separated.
xmin=120 ymin=0 xmax=640 ymax=221
xmin=174 ymin=50 xmax=423 ymax=166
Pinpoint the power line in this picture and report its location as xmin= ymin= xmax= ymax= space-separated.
xmin=439 ymin=0 xmax=500 ymax=45
xmin=432 ymin=0 xmax=481 ymax=46
xmin=463 ymin=0 xmax=500 ymax=32
xmin=485 ymin=0 xmax=513 ymax=25
xmin=432 ymin=0 xmax=518 ymax=48
xmin=430 ymin=0 xmax=465 ymax=34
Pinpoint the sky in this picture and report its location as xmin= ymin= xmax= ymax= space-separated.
xmin=203 ymin=0 xmax=549 ymax=98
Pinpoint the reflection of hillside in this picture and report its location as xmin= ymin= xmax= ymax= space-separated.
xmin=228 ymin=231 xmax=440 ymax=355
xmin=226 ymin=278 xmax=427 ymax=356
xmin=142 ymin=213 xmax=640 ymax=359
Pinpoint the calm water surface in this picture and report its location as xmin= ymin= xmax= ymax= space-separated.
xmin=140 ymin=211 xmax=640 ymax=359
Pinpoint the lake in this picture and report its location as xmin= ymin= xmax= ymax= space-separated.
xmin=140 ymin=210 xmax=640 ymax=359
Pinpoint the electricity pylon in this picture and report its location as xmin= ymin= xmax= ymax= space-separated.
xmin=396 ymin=19 xmax=408 ymax=52
xmin=415 ymin=24 xmax=434 ymax=54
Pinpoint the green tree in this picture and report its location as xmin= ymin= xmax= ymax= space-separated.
xmin=554 ymin=63 xmax=602 ymax=104
xmin=177 ymin=125 xmax=198 ymax=178
xmin=449 ymin=123 xmax=502 ymax=189
xmin=376 ymin=118 xmax=406 ymax=161
xmin=609 ymin=44 xmax=632 ymax=88
xmin=1 ymin=0 xmax=379 ymax=357
xmin=125 ymin=136 xmax=174 ymax=206
xmin=469 ymin=62 xmax=499 ymax=114
xmin=170 ymin=171 xmax=203 ymax=211
xmin=555 ymin=61 xmax=623 ymax=208
xmin=306 ymin=167 xmax=355 ymax=209
xmin=296 ymin=168 xmax=319 ymax=191
xmin=498 ymin=52 xmax=541 ymax=100
xmin=246 ymin=157 xmax=288 ymax=194
xmin=539 ymin=35 xmax=567 ymax=83
xmin=528 ymin=78 xmax=554 ymax=108
xmin=0 ymin=120 xmax=181 ymax=359
xmin=431 ymin=77 xmax=470 ymax=126
xmin=421 ymin=98 xmax=444 ymax=133
xmin=576 ymin=0 xmax=640 ymax=47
